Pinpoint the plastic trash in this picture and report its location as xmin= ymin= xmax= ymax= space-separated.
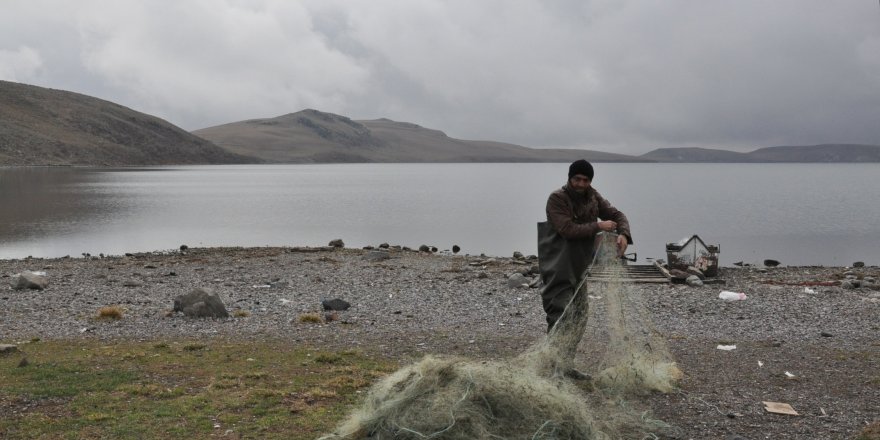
xmin=719 ymin=291 xmax=747 ymax=301
xmin=716 ymin=344 xmax=736 ymax=350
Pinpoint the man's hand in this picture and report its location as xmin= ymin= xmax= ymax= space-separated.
xmin=597 ymin=220 xmax=617 ymax=232
xmin=616 ymin=234 xmax=628 ymax=256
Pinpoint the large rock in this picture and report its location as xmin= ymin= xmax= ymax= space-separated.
xmin=686 ymin=275 xmax=704 ymax=287
xmin=12 ymin=272 xmax=49 ymax=290
xmin=173 ymin=288 xmax=229 ymax=318
xmin=322 ymin=298 xmax=351 ymax=311
xmin=507 ymin=273 xmax=529 ymax=288
xmin=328 ymin=239 xmax=344 ymax=248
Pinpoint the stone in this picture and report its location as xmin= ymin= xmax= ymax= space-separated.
xmin=841 ymin=279 xmax=858 ymax=289
xmin=328 ymin=239 xmax=344 ymax=248
xmin=122 ymin=280 xmax=143 ymax=287
xmin=507 ymin=273 xmax=529 ymax=288
xmin=820 ymin=331 xmax=833 ymax=337
xmin=0 ymin=344 xmax=18 ymax=355
xmin=17 ymin=357 xmax=28 ymax=368
xmin=685 ymin=266 xmax=706 ymax=280
xmin=418 ymin=244 xmax=430 ymax=252
xmin=173 ymin=288 xmax=229 ymax=318
xmin=322 ymin=298 xmax=351 ymax=311
xmin=686 ymin=275 xmax=704 ymax=287
xmin=853 ymin=261 xmax=865 ymax=268
xmin=363 ymin=250 xmax=391 ymax=262
xmin=378 ymin=242 xmax=390 ymax=249
xmin=512 ymin=251 xmax=524 ymax=260
xmin=763 ymin=259 xmax=780 ymax=267
xmin=452 ymin=245 xmax=461 ymax=254
xmin=529 ymin=277 xmax=544 ymax=289
xmin=430 ymin=246 xmax=438 ymax=253
xmin=12 ymin=272 xmax=48 ymax=290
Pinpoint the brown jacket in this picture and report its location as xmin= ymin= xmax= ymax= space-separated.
xmin=545 ymin=185 xmax=632 ymax=244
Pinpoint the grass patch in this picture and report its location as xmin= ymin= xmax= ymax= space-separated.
xmin=0 ymin=339 xmax=395 ymax=439
xmin=299 ymin=313 xmax=322 ymax=323
xmin=97 ymin=305 xmax=124 ymax=320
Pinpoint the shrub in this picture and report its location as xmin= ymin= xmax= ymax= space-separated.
xmin=97 ymin=306 xmax=124 ymax=320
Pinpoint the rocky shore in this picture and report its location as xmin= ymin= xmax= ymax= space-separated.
xmin=2 ymin=246 xmax=878 ymax=439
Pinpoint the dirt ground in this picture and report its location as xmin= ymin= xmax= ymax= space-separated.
xmin=2 ymin=247 xmax=878 ymax=439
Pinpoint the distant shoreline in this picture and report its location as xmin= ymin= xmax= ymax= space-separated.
xmin=0 ymin=245 xmax=871 ymax=270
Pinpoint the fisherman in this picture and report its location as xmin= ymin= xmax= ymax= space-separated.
xmin=538 ymin=159 xmax=632 ymax=332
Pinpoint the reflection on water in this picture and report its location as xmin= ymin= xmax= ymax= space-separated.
xmin=1 ymin=163 xmax=879 ymax=266
xmin=0 ymin=167 xmax=106 ymax=243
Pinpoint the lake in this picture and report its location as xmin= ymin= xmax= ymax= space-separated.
xmin=1 ymin=163 xmax=878 ymax=266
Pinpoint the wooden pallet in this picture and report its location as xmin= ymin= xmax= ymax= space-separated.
xmin=587 ymin=264 xmax=670 ymax=283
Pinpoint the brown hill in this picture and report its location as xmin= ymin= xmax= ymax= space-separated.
xmin=0 ymin=80 xmax=258 ymax=166
xmin=194 ymin=109 xmax=649 ymax=163
xmin=641 ymin=144 xmax=880 ymax=163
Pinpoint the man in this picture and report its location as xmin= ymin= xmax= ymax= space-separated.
xmin=538 ymin=159 xmax=632 ymax=332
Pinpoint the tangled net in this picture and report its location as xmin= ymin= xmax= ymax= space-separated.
xmin=320 ymin=233 xmax=680 ymax=439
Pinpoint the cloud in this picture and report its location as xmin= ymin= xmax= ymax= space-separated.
xmin=1 ymin=0 xmax=878 ymax=154
xmin=0 ymin=46 xmax=43 ymax=81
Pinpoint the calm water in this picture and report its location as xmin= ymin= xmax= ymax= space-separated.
xmin=1 ymin=163 xmax=878 ymax=266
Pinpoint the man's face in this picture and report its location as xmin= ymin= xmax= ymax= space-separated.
xmin=569 ymin=174 xmax=592 ymax=193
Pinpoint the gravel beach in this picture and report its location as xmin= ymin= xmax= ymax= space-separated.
xmin=2 ymin=246 xmax=878 ymax=439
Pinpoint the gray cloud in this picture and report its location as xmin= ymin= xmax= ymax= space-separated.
xmin=1 ymin=0 xmax=878 ymax=154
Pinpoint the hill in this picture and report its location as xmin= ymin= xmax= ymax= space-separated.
xmin=640 ymin=147 xmax=755 ymax=163
xmin=641 ymin=144 xmax=880 ymax=162
xmin=0 ymin=80 xmax=257 ymax=166
xmin=193 ymin=109 xmax=649 ymax=163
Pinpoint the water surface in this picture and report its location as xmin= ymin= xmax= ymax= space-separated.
xmin=1 ymin=163 xmax=878 ymax=266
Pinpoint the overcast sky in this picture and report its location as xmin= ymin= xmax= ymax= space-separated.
xmin=2 ymin=1 xmax=879 ymax=155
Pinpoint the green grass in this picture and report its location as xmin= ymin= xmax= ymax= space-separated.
xmin=0 ymin=339 xmax=395 ymax=439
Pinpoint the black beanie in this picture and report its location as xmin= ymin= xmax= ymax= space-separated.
xmin=568 ymin=159 xmax=594 ymax=180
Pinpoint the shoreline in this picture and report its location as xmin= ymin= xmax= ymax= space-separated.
xmin=2 ymin=246 xmax=878 ymax=439
xmin=0 ymin=244 xmax=872 ymax=270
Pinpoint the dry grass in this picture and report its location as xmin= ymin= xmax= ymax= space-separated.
xmin=97 ymin=306 xmax=124 ymax=320
xmin=299 ymin=313 xmax=323 ymax=323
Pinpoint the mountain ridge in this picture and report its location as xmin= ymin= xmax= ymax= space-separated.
xmin=640 ymin=144 xmax=880 ymax=162
xmin=194 ymin=109 xmax=649 ymax=163
xmin=2 ymin=80 xmax=877 ymax=165
xmin=0 ymin=80 xmax=257 ymax=166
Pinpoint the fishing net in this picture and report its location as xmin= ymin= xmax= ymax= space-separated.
xmin=319 ymin=233 xmax=680 ymax=439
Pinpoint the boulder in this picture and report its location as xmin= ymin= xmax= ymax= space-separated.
xmin=452 ymin=245 xmax=461 ymax=254
xmin=12 ymin=272 xmax=48 ymax=290
xmin=328 ymin=239 xmax=344 ymax=248
xmin=379 ymin=242 xmax=390 ymax=249
xmin=322 ymin=298 xmax=351 ymax=311
xmin=512 ymin=251 xmax=524 ymax=260
xmin=685 ymin=266 xmax=706 ymax=280
xmin=173 ymin=288 xmax=229 ymax=318
xmin=686 ymin=275 xmax=704 ymax=287
xmin=840 ymin=279 xmax=859 ymax=290
xmin=763 ymin=259 xmax=781 ymax=267
xmin=418 ymin=245 xmax=430 ymax=252
xmin=507 ymin=273 xmax=529 ymax=288
xmin=0 ymin=344 xmax=18 ymax=355
xmin=853 ymin=261 xmax=866 ymax=268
